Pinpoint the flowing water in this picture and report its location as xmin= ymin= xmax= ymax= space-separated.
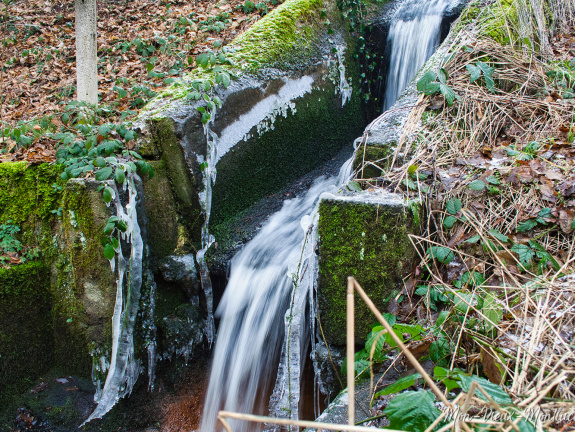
xmin=200 ymin=0 xmax=464 ymax=429
xmin=200 ymin=160 xmax=354 ymax=432
xmin=383 ymin=0 xmax=460 ymax=111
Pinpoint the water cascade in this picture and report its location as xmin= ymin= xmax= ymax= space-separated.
xmin=200 ymin=160 xmax=354 ymax=432
xmin=383 ymin=0 xmax=460 ymax=111
xmin=200 ymin=0 xmax=462 ymax=429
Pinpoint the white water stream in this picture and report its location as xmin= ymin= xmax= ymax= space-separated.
xmin=200 ymin=158 xmax=354 ymax=432
xmin=383 ymin=0 xmax=460 ymax=111
xmin=199 ymin=0 xmax=463 ymax=429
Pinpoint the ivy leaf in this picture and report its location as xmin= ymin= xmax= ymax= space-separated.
xmin=417 ymin=71 xmax=437 ymax=92
xmin=103 ymin=222 xmax=115 ymax=235
xmin=430 ymin=338 xmax=452 ymax=366
xmin=443 ymin=216 xmax=457 ymax=229
xmin=445 ymin=198 xmax=462 ymax=215
xmin=109 ymin=237 xmax=120 ymax=250
xmin=488 ymin=229 xmax=509 ymax=243
xmin=115 ymin=167 xmax=126 ymax=184
xmin=365 ymin=328 xmax=386 ymax=354
xmin=486 ymin=175 xmax=500 ymax=185
xmin=453 ymin=292 xmax=476 ymax=314
xmin=102 ymin=186 xmax=114 ymax=204
xmin=383 ymin=391 xmax=442 ymax=432
xmin=465 ymin=234 xmax=481 ymax=244
xmin=477 ymin=61 xmax=496 ymax=92
xmin=95 ymin=167 xmax=113 ymax=181
xmin=427 ymin=246 xmax=455 ymax=263
xmin=95 ymin=156 xmax=107 ymax=168
xmin=517 ymin=219 xmax=538 ymax=232
xmin=438 ymin=83 xmax=457 ymax=106
xmin=423 ymin=81 xmax=441 ymax=96
xmin=511 ymin=244 xmax=535 ymax=265
xmin=466 ymin=64 xmax=482 ymax=83
xmin=468 ymin=179 xmax=485 ymax=190
xmin=434 ymin=366 xmax=461 ymax=393
xmin=103 ymin=243 xmax=116 ymax=260
xmin=457 ymin=374 xmax=512 ymax=405
xmin=376 ymin=373 xmax=421 ymax=396
xmin=197 ymin=53 xmax=209 ymax=68
xmin=482 ymin=292 xmax=503 ymax=331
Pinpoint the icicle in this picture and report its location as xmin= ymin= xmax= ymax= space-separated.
xmin=335 ymin=45 xmax=352 ymax=107
xmin=196 ymin=119 xmax=219 ymax=347
xmin=82 ymin=172 xmax=144 ymax=425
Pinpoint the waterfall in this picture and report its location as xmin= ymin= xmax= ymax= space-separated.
xmin=383 ymin=0 xmax=459 ymax=111
xmin=83 ymin=172 xmax=145 ymax=425
xmin=200 ymin=159 xmax=353 ymax=432
xmin=199 ymin=3 xmax=462 ymax=426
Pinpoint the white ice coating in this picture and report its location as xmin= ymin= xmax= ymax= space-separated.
xmin=214 ymin=76 xmax=314 ymax=164
xmin=335 ymin=45 xmax=352 ymax=107
xmin=383 ymin=0 xmax=460 ymax=111
xmin=196 ymin=125 xmax=219 ymax=348
xmin=200 ymin=155 xmax=354 ymax=432
xmin=83 ymin=172 xmax=144 ymax=425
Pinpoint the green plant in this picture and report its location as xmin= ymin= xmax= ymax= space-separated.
xmin=466 ymin=61 xmax=496 ymax=92
xmin=342 ymin=315 xmax=425 ymax=378
xmin=417 ymin=68 xmax=460 ymax=106
xmin=516 ymin=207 xmax=552 ymax=232
xmin=0 ymin=220 xmax=21 ymax=255
xmin=241 ymin=0 xmax=255 ymax=13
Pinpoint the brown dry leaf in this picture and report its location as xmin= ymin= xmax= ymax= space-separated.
xmin=495 ymin=250 xmax=517 ymax=265
xmin=559 ymin=209 xmax=574 ymax=234
xmin=558 ymin=180 xmax=575 ymax=197
xmin=407 ymin=339 xmax=432 ymax=360
xmin=480 ymin=346 xmax=504 ymax=384
xmin=544 ymin=169 xmax=566 ymax=181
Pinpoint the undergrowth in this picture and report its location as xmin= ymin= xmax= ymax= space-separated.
xmin=350 ymin=0 xmax=575 ymax=430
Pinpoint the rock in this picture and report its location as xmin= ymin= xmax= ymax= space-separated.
xmin=317 ymin=190 xmax=420 ymax=345
xmin=158 ymin=303 xmax=205 ymax=362
xmin=158 ymin=254 xmax=200 ymax=298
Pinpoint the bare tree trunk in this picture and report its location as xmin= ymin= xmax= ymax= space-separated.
xmin=75 ymin=0 xmax=98 ymax=105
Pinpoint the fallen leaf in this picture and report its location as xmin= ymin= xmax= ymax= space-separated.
xmin=559 ymin=209 xmax=574 ymax=234
xmin=544 ymin=169 xmax=566 ymax=181
xmin=481 ymin=346 xmax=503 ymax=384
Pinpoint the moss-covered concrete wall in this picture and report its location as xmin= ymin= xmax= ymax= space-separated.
xmin=0 ymin=262 xmax=53 ymax=404
xmin=0 ymin=164 xmax=116 ymax=395
xmin=211 ymin=67 xmax=366 ymax=226
xmin=317 ymin=194 xmax=419 ymax=345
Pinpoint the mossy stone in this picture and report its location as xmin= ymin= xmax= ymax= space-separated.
xmin=148 ymin=118 xmax=203 ymax=244
xmin=317 ymin=196 xmax=419 ymax=345
xmin=0 ymin=261 xmax=53 ymax=403
xmin=353 ymin=144 xmax=394 ymax=179
xmin=141 ymin=160 xmax=180 ymax=258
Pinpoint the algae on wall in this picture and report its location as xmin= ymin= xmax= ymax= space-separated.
xmin=317 ymin=195 xmax=419 ymax=345
xmin=0 ymin=262 xmax=53 ymax=403
xmin=0 ymin=163 xmax=117 ymax=393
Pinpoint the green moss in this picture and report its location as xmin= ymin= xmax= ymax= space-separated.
xmin=0 ymin=261 xmax=53 ymax=403
xmin=353 ymin=145 xmax=393 ymax=179
xmin=141 ymin=160 xmax=180 ymax=258
xmin=0 ymin=162 xmax=64 ymax=250
xmin=211 ymin=65 xmax=366 ymax=226
xmin=480 ymin=0 xmax=518 ymax=45
xmin=148 ymin=118 xmax=203 ymax=245
xmin=317 ymin=199 xmax=418 ymax=345
xmin=53 ymin=180 xmax=116 ymax=376
xmin=229 ymin=0 xmax=324 ymax=70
